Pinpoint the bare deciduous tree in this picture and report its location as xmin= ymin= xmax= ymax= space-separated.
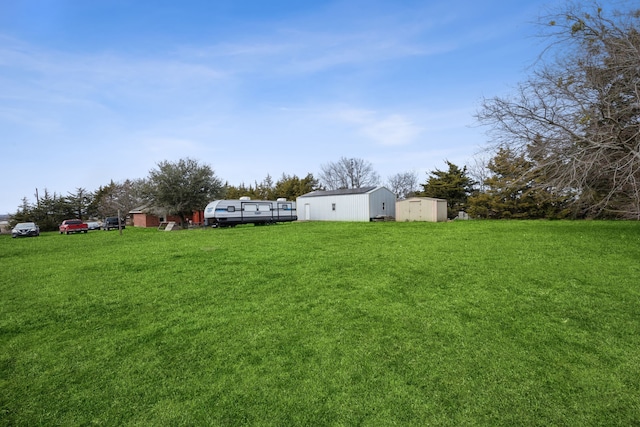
xmin=319 ymin=157 xmax=380 ymax=190
xmin=92 ymin=179 xmax=146 ymax=219
xmin=387 ymin=171 xmax=419 ymax=199
xmin=477 ymin=2 xmax=640 ymax=218
xmin=466 ymin=155 xmax=491 ymax=193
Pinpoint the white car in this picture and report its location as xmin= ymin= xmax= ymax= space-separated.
xmin=86 ymin=221 xmax=101 ymax=230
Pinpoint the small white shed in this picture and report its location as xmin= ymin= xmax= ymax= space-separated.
xmin=297 ymin=186 xmax=396 ymax=221
xmin=396 ymin=197 xmax=448 ymax=222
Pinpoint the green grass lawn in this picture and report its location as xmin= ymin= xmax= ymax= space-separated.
xmin=1 ymin=220 xmax=639 ymax=426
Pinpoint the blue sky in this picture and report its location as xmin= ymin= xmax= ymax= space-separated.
xmin=0 ymin=0 xmax=610 ymax=214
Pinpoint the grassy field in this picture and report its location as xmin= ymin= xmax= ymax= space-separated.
xmin=1 ymin=220 xmax=639 ymax=426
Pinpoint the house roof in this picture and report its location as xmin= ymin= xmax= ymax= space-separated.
xmin=298 ymin=186 xmax=380 ymax=198
xmin=129 ymin=204 xmax=163 ymax=215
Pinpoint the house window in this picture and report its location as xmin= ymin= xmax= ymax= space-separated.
xmin=332 ymin=203 xmax=336 ymax=211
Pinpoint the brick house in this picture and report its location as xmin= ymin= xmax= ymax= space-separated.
xmin=129 ymin=205 xmax=205 ymax=228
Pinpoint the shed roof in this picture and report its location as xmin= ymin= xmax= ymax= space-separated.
xmin=399 ymin=196 xmax=447 ymax=202
xmin=298 ymin=186 xmax=379 ymax=198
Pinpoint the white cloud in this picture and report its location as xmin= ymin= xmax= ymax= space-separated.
xmin=360 ymin=114 xmax=423 ymax=146
xmin=0 ymin=36 xmax=226 ymax=106
xmin=333 ymin=108 xmax=423 ymax=146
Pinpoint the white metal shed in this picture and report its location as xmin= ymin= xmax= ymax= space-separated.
xmin=296 ymin=186 xmax=396 ymax=221
xmin=396 ymin=197 xmax=448 ymax=222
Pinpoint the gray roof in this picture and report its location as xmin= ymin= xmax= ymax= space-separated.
xmin=298 ymin=186 xmax=378 ymax=198
xmin=129 ymin=204 xmax=164 ymax=215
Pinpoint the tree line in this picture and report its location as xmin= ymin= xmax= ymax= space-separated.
xmin=9 ymin=157 xmax=419 ymax=231
xmin=8 ymin=150 xmax=572 ymax=234
xmin=11 ymin=2 xmax=639 ymax=226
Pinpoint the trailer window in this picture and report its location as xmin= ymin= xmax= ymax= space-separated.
xmin=258 ymin=204 xmax=271 ymax=212
xmin=244 ymin=204 xmax=257 ymax=212
xmin=227 ymin=206 xmax=235 ymax=212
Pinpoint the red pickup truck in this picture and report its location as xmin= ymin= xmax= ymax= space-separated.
xmin=59 ymin=219 xmax=88 ymax=234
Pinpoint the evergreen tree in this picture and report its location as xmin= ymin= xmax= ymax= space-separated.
xmin=67 ymin=187 xmax=92 ymax=219
xmin=274 ymin=173 xmax=319 ymax=200
xmin=420 ymin=161 xmax=474 ymax=218
xmin=255 ymin=175 xmax=275 ymax=200
xmin=225 ymin=173 xmax=319 ymax=201
xmin=467 ymin=148 xmax=573 ymax=219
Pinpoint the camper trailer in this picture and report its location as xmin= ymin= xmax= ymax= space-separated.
xmin=204 ymin=197 xmax=297 ymax=227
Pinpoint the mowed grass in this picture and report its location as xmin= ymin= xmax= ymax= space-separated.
xmin=1 ymin=220 xmax=639 ymax=426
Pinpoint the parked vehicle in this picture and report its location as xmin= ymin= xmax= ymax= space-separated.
xmin=203 ymin=197 xmax=297 ymax=227
xmin=59 ymin=219 xmax=88 ymax=234
xmin=102 ymin=217 xmax=125 ymax=231
xmin=11 ymin=222 xmax=40 ymax=238
xmin=86 ymin=221 xmax=101 ymax=230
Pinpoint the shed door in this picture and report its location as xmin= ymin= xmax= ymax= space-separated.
xmin=304 ymin=203 xmax=310 ymax=220
xmin=409 ymin=201 xmax=421 ymax=221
